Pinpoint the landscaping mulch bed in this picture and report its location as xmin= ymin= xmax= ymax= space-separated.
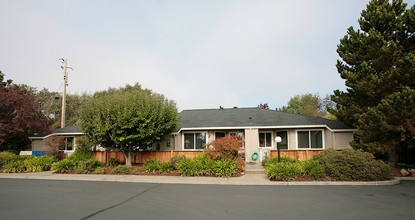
xmin=51 ymin=165 xmax=243 ymax=177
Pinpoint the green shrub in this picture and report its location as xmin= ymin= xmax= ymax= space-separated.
xmin=266 ymin=162 xmax=303 ymax=181
xmin=107 ymin=158 xmax=119 ymax=167
xmin=193 ymin=154 xmax=214 ymax=175
xmin=176 ymin=156 xmax=211 ymax=176
xmin=170 ymin=155 xmax=186 ymax=169
xmin=158 ymin=162 xmax=174 ymax=173
xmin=212 ymin=159 xmax=237 ymax=177
xmin=313 ymin=149 xmax=392 ymax=181
xmin=2 ymin=160 xmax=26 ymax=173
xmin=51 ymin=152 xmax=101 ymax=173
xmin=143 ymin=160 xmax=174 ymax=173
xmin=2 ymin=156 xmax=56 ymax=173
xmin=177 ymin=158 xmax=199 ymax=176
xmin=94 ymin=166 xmax=106 ymax=174
xmin=302 ymin=159 xmax=325 ymax=180
xmin=111 ymin=165 xmax=132 ymax=174
xmin=144 ymin=160 xmax=160 ymax=173
xmin=70 ymin=151 xmax=93 ymax=163
xmin=176 ymin=155 xmax=238 ymax=177
xmin=51 ymin=159 xmax=77 ymax=173
xmin=24 ymin=156 xmax=56 ymax=172
xmin=74 ymin=159 xmax=103 ymax=174
xmin=0 ymin=152 xmax=20 ymax=167
xmin=265 ymin=156 xmax=297 ymax=167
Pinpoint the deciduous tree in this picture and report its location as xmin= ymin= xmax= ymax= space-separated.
xmin=0 ymin=71 xmax=49 ymax=152
xmin=257 ymin=103 xmax=270 ymax=110
xmin=35 ymin=88 xmax=91 ymax=129
xmin=278 ymin=93 xmax=323 ymax=117
xmin=79 ymin=84 xmax=179 ymax=166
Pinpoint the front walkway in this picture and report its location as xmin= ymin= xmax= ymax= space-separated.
xmin=245 ymin=162 xmax=265 ymax=174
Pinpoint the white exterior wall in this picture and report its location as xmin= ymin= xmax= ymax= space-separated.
xmin=172 ymin=128 xmax=353 ymax=161
xmin=287 ymin=129 xmax=297 ymax=150
xmin=159 ymin=137 xmax=174 ymax=151
xmin=32 ymin=139 xmax=47 ymax=151
xmin=332 ymin=132 xmax=353 ymax=149
xmin=174 ymin=134 xmax=181 ymax=150
xmin=276 ymin=128 xmax=353 ymax=150
xmin=244 ymin=128 xmax=259 ymax=163
xmin=324 ymin=130 xmax=333 ymax=149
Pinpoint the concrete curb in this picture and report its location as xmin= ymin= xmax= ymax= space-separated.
xmin=0 ymin=172 xmax=402 ymax=186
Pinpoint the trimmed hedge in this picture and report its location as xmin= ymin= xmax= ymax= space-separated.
xmin=265 ymin=149 xmax=392 ymax=181
xmin=313 ymin=149 xmax=392 ymax=181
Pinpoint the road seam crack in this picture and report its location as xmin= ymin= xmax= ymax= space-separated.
xmin=80 ymin=183 xmax=161 ymax=220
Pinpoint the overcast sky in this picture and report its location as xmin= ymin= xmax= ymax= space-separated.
xmin=1 ymin=0 xmax=414 ymax=110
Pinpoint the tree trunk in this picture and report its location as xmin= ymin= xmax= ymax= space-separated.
xmin=387 ymin=144 xmax=398 ymax=166
xmin=122 ymin=149 xmax=133 ymax=166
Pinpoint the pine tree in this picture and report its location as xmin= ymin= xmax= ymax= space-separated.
xmin=331 ymin=0 xmax=415 ymax=163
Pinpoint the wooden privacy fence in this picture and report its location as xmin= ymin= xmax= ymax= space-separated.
xmin=269 ymin=150 xmax=324 ymax=161
xmin=92 ymin=150 xmax=327 ymax=164
xmin=92 ymin=151 xmax=206 ymax=164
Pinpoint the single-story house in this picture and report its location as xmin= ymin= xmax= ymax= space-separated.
xmin=29 ymin=108 xmax=355 ymax=162
xmin=29 ymin=126 xmax=84 ymax=156
xmin=158 ymin=107 xmax=355 ymax=162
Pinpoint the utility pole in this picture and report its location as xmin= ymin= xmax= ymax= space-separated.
xmin=60 ymin=58 xmax=72 ymax=128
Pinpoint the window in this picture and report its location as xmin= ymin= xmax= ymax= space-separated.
xmin=62 ymin=136 xmax=74 ymax=151
xmin=259 ymin=132 xmax=272 ymax=148
xmin=276 ymin=131 xmax=288 ymax=149
xmin=184 ymin=133 xmax=206 ymax=150
xmin=215 ymin=132 xmax=226 ymax=139
xmin=297 ymin=130 xmax=323 ymax=149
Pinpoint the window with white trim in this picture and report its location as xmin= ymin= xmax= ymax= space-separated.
xmin=259 ymin=132 xmax=272 ymax=148
xmin=297 ymin=130 xmax=323 ymax=149
xmin=184 ymin=132 xmax=206 ymax=150
xmin=276 ymin=131 xmax=288 ymax=149
xmin=59 ymin=136 xmax=74 ymax=151
xmin=214 ymin=132 xmax=226 ymax=140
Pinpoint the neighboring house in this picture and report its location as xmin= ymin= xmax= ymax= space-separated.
xmin=29 ymin=126 xmax=84 ymax=156
xmin=158 ymin=108 xmax=355 ymax=162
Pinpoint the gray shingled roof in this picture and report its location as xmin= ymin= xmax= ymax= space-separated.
xmin=30 ymin=126 xmax=83 ymax=139
xmin=53 ymin=126 xmax=83 ymax=134
xmin=178 ymin=108 xmax=352 ymax=130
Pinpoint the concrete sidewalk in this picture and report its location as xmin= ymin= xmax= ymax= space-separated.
xmin=0 ymin=171 xmax=404 ymax=186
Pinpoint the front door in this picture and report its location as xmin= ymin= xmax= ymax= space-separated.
xmin=258 ymin=132 xmax=273 ymax=162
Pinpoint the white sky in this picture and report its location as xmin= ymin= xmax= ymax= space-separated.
xmin=1 ymin=0 xmax=414 ymax=110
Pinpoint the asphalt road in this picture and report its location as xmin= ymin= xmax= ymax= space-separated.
xmin=0 ymin=179 xmax=414 ymax=220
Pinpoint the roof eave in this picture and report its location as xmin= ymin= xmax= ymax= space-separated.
xmin=176 ymin=124 xmax=351 ymax=133
xmin=29 ymin=132 xmax=85 ymax=140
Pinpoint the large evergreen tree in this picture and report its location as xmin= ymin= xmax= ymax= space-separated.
xmin=331 ymin=0 xmax=415 ymax=163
